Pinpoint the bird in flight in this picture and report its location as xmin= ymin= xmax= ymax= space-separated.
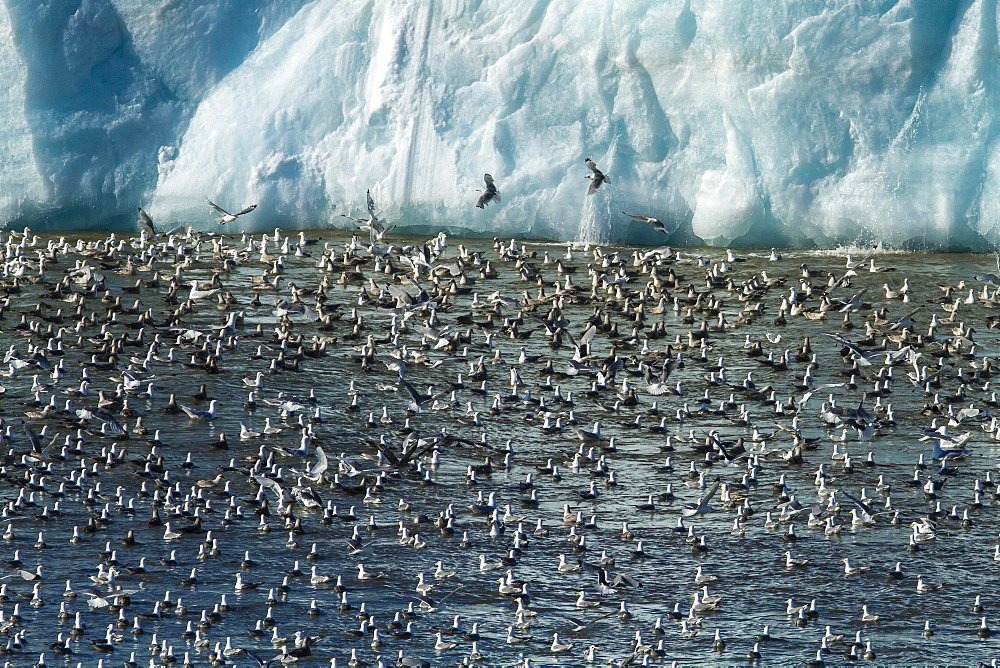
xmin=475 ymin=174 xmax=501 ymax=209
xmin=207 ymin=199 xmax=257 ymax=225
xmin=136 ymin=207 xmax=157 ymax=237
xmin=584 ymin=158 xmax=608 ymax=195
xmin=342 ymin=190 xmax=395 ymax=239
xmin=681 ymin=479 xmax=720 ymax=517
xmin=623 ymin=212 xmax=674 ymax=235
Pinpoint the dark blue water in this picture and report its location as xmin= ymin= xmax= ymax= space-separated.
xmin=1 ymin=232 xmax=998 ymax=667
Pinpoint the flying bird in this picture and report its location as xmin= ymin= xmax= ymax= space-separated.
xmin=342 ymin=189 xmax=395 ymax=239
xmin=475 ymin=174 xmax=501 ymax=209
xmin=584 ymin=158 xmax=608 ymax=195
xmin=623 ymin=212 xmax=674 ymax=235
xmin=136 ymin=207 xmax=157 ymax=237
xmin=681 ymin=478 xmax=720 ymax=517
xmin=207 ymin=199 xmax=258 ymax=224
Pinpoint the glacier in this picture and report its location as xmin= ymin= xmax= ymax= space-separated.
xmin=1 ymin=0 xmax=999 ymax=249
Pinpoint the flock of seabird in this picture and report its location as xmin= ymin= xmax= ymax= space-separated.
xmin=0 ymin=191 xmax=997 ymax=667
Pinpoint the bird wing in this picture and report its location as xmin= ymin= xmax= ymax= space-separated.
xmin=22 ymin=421 xmax=41 ymax=452
xmin=241 ymin=648 xmax=272 ymax=667
xmin=179 ymin=405 xmax=204 ymax=419
xmin=39 ymin=432 xmax=61 ymax=459
xmin=373 ymin=437 xmax=402 ymax=467
xmin=585 ymin=158 xmax=598 ymax=172
xmin=94 ymin=411 xmax=126 ymax=436
xmin=366 ymin=190 xmax=377 ymax=216
xmin=605 ymin=357 xmax=625 ymax=380
xmin=846 ymin=245 xmax=879 ymax=270
xmin=883 ymin=345 xmax=914 ymax=364
xmin=436 ymin=585 xmax=464 ymax=606
xmin=840 ymin=490 xmax=876 ymax=518
xmin=296 ymin=304 xmax=318 ymax=322
xmin=86 ymin=595 xmax=112 ymax=609
xmin=252 ymin=474 xmax=286 ymax=502
xmin=560 ymin=608 xmax=618 ymax=632
xmin=613 ymin=652 xmax=642 ymax=667
xmin=611 ymin=571 xmax=643 ymax=588
xmin=824 ymin=270 xmax=854 ymax=293
xmin=956 ymin=406 xmax=980 ymax=421
xmin=698 ymin=479 xmax=721 ymax=508
xmin=76 ymin=406 xmax=125 ymax=436
xmin=579 ymin=324 xmax=598 ymax=348
xmin=559 ymin=614 xmax=590 ymax=631
xmin=483 ymin=173 xmax=494 ymax=186
xmin=137 ymin=208 xmax=156 ymax=235
xmin=206 ymin=199 xmax=231 ymax=216
xmin=437 ymin=261 xmax=463 ymax=277
xmin=387 ymin=283 xmax=420 ymax=305
xmin=1 ymin=569 xmax=33 ymax=581
xmin=889 ymin=306 xmax=923 ymax=329
xmin=975 ymin=273 xmax=1000 ymax=285
xmin=702 ymin=431 xmax=733 ymax=462
xmin=399 ymin=376 xmax=426 ymax=407
xmin=820 ymin=331 xmax=865 ymax=357
xmin=234 ymin=204 xmax=258 ymax=216
xmin=308 ymin=446 xmax=329 ymax=478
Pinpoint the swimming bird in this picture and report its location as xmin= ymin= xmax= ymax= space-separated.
xmin=179 ymin=400 xmax=218 ymax=420
xmin=860 ymin=605 xmax=880 ymax=622
xmin=916 ymin=575 xmax=943 ymax=593
xmin=188 ymin=279 xmax=219 ymax=301
xmin=550 ymin=632 xmax=574 ymax=652
xmin=784 ymin=551 xmax=809 ymax=568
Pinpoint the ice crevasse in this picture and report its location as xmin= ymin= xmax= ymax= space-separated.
xmin=1 ymin=0 xmax=999 ymax=249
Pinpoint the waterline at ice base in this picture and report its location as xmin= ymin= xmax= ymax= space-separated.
xmin=1 ymin=0 xmax=999 ymax=249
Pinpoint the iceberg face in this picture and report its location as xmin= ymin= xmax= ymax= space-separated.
xmin=1 ymin=0 xmax=303 ymax=228
xmin=1 ymin=0 xmax=997 ymax=248
xmin=690 ymin=114 xmax=763 ymax=243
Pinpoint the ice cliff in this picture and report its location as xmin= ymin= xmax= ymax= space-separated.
xmin=1 ymin=0 xmax=998 ymax=249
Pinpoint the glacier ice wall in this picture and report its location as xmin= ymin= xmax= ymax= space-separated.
xmin=2 ymin=0 xmax=1000 ymax=248
xmin=0 ymin=0 xmax=306 ymax=229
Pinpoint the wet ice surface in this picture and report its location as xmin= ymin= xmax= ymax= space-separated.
xmin=1 ymin=231 xmax=1000 ymax=666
